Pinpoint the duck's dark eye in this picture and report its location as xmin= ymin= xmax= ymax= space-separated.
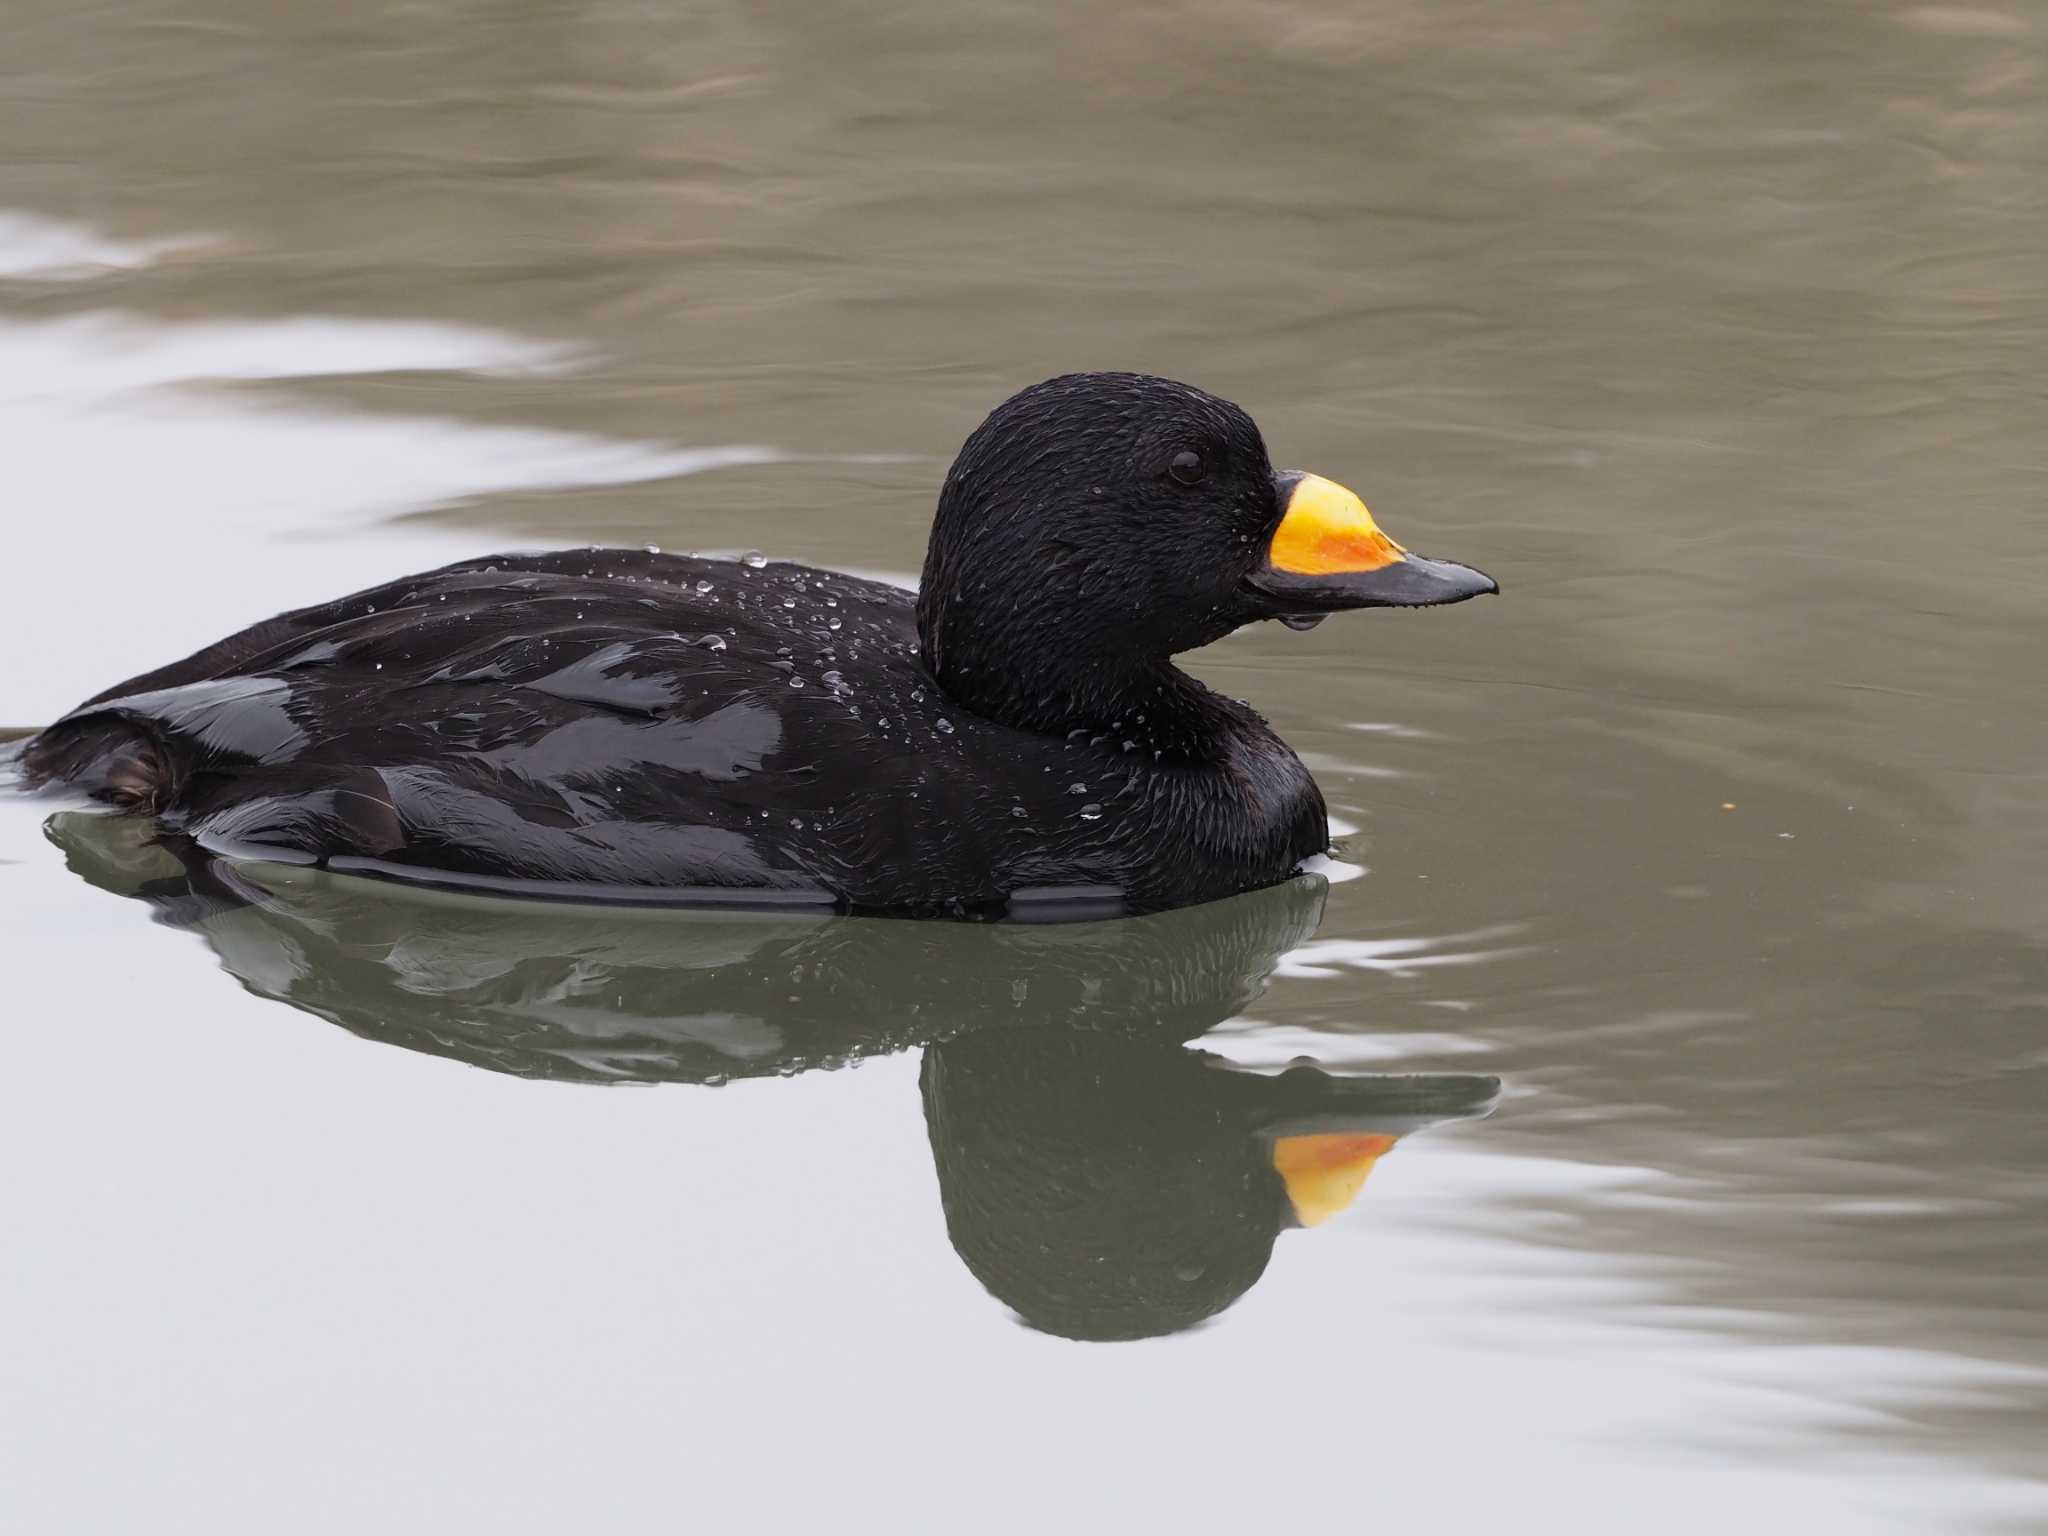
xmin=1169 ymin=450 xmax=1205 ymax=485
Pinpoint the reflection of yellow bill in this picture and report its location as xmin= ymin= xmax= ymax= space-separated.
xmin=1272 ymin=1131 xmax=1398 ymax=1226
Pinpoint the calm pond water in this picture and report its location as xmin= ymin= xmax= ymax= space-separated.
xmin=3 ymin=1 xmax=2045 ymax=1530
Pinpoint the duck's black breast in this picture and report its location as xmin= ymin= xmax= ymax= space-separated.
xmin=29 ymin=550 xmax=1326 ymax=916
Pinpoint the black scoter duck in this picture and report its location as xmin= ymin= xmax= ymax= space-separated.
xmin=20 ymin=372 xmax=1494 ymax=917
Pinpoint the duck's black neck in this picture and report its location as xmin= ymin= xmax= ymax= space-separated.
xmin=920 ymin=638 xmax=1243 ymax=763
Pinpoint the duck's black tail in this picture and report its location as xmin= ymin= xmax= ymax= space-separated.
xmin=14 ymin=718 xmax=167 ymax=810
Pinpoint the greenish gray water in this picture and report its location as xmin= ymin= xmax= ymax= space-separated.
xmin=1 ymin=2 xmax=2044 ymax=1530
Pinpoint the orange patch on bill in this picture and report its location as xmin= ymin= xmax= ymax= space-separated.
xmin=1272 ymin=1131 xmax=1399 ymax=1226
xmin=1268 ymin=474 xmax=1407 ymax=576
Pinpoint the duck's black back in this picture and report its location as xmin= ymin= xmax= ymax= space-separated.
xmin=24 ymin=550 xmax=1327 ymax=915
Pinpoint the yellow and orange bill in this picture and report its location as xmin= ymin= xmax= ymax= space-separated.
xmin=1249 ymin=469 xmax=1496 ymax=617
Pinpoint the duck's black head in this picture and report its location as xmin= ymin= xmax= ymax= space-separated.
xmin=917 ymin=372 xmax=1495 ymax=741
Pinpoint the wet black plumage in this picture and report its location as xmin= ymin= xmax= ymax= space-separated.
xmin=21 ymin=372 xmax=1494 ymax=916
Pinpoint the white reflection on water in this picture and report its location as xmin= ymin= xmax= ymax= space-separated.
xmin=0 ymin=310 xmax=588 ymax=389
xmin=1274 ymin=926 xmax=1528 ymax=980
xmin=1346 ymin=720 xmax=1434 ymax=740
xmin=1200 ymin=1022 xmax=1493 ymax=1067
xmin=1295 ymin=749 xmax=1404 ymax=780
xmin=0 ymin=210 xmax=217 ymax=281
xmin=0 ymin=214 xmax=789 ymax=722
xmin=1202 ymin=926 xmax=1521 ymax=1067
xmin=1296 ymin=852 xmax=1366 ymax=886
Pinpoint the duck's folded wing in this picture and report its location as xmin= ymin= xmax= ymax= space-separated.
xmin=21 ymin=551 xmax=979 ymax=904
xmin=33 ymin=627 xmax=950 ymax=901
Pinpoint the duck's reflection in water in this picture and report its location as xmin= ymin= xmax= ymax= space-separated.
xmin=49 ymin=809 xmax=1498 ymax=1340
xmin=926 ymin=1031 xmax=1493 ymax=1339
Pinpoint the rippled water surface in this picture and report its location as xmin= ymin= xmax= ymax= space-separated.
xmin=3 ymin=3 xmax=2046 ymax=1531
